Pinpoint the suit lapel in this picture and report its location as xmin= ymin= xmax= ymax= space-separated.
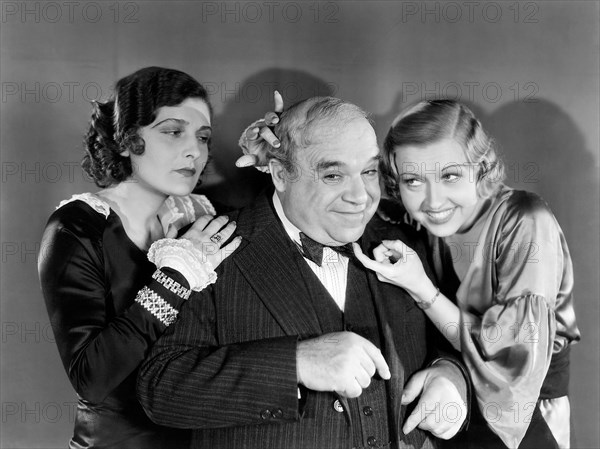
xmin=366 ymin=271 xmax=406 ymax=395
xmin=361 ymin=228 xmax=407 ymax=440
xmin=233 ymin=195 xmax=321 ymax=337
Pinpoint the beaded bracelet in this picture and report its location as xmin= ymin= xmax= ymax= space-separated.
xmin=135 ymin=286 xmax=179 ymax=326
xmin=152 ymin=269 xmax=192 ymax=300
xmin=416 ymin=287 xmax=440 ymax=310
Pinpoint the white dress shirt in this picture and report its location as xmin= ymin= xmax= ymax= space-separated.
xmin=272 ymin=193 xmax=349 ymax=311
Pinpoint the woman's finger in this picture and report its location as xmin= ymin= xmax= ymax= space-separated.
xmin=201 ymin=215 xmax=229 ymax=237
xmin=352 ymin=243 xmax=381 ymax=272
xmin=235 ymin=154 xmax=259 ymax=168
xmin=273 ymin=90 xmax=284 ymax=113
xmin=212 ymin=236 xmax=243 ymax=268
xmin=263 ymin=111 xmax=279 ymax=126
xmin=372 ymin=244 xmax=393 ymax=263
xmin=382 ymin=239 xmax=415 ymax=255
xmin=165 ymin=226 xmax=178 ymax=239
xmin=213 ymin=221 xmax=237 ymax=245
xmin=244 ymin=127 xmax=260 ymax=142
xmin=243 ymin=119 xmax=265 ymax=140
xmin=185 ymin=214 xmax=215 ymax=235
xmin=259 ymin=127 xmax=280 ymax=148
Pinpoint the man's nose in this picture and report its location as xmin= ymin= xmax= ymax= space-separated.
xmin=344 ymin=177 xmax=369 ymax=205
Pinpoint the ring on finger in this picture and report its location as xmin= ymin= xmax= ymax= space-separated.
xmin=210 ymin=233 xmax=223 ymax=244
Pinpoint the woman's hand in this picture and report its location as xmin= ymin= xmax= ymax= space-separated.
xmin=354 ymin=240 xmax=461 ymax=349
xmin=352 ymin=240 xmax=429 ymax=295
xmin=180 ymin=215 xmax=241 ymax=269
xmin=236 ymin=91 xmax=284 ymax=172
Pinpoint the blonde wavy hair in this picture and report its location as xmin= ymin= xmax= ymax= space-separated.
xmin=381 ymin=99 xmax=505 ymax=202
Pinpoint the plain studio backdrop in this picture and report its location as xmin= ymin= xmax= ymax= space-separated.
xmin=1 ymin=1 xmax=598 ymax=447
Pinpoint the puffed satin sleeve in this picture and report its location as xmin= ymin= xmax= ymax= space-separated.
xmin=38 ymin=203 xmax=187 ymax=404
xmin=458 ymin=192 xmax=574 ymax=448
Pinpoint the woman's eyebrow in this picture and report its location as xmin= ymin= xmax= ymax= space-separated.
xmin=151 ymin=118 xmax=188 ymax=128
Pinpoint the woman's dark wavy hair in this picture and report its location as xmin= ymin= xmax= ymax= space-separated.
xmin=82 ymin=66 xmax=212 ymax=187
xmin=381 ymin=99 xmax=505 ymax=203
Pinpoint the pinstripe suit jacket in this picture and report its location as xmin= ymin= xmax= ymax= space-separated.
xmin=137 ymin=193 xmax=458 ymax=449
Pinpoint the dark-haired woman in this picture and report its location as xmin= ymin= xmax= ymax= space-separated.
xmin=38 ymin=66 xmax=241 ymax=448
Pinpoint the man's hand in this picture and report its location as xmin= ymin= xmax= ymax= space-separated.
xmin=297 ymin=332 xmax=391 ymax=398
xmin=401 ymin=361 xmax=468 ymax=440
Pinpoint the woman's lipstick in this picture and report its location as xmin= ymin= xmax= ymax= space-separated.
xmin=174 ymin=168 xmax=197 ymax=177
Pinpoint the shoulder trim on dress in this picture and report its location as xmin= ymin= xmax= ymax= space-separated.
xmin=57 ymin=193 xmax=110 ymax=219
xmin=159 ymin=194 xmax=216 ymax=236
xmin=189 ymin=194 xmax=216 ymax=216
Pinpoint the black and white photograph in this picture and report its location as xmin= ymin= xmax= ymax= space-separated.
xmin=1 ymin=1 xmax=599 ymax=448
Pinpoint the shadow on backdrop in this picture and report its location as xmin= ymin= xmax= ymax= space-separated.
xmin=198 ymin=68 xmax=337 ymax=209
xmin=460 ymin=99 xmax=594 ymax=449
xmin=485 ymin=99 xmax=595 ymax=222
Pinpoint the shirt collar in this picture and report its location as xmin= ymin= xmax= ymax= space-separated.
xmin=272 ymin=192 xmax=303 ymax=246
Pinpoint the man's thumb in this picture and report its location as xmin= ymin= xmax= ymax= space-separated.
xmin=400 ymin=370 xmax=426 ymax=405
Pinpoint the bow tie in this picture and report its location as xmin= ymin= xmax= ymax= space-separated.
xmin=298 ymin=232 xmax=354 ymax=267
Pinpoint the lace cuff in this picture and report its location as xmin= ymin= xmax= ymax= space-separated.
xmin=148 ymin=239 xmax=217 ymax=292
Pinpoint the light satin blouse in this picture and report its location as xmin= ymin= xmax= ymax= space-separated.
xmin=428 ymin=185 xmax=580 ymax=448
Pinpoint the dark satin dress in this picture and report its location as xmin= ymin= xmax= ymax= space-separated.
xmin=38 ymin=195 xmax=191 ymax=448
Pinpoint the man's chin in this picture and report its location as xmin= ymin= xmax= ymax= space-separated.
xmin=328 ymin=226 xmax=366 ymax=245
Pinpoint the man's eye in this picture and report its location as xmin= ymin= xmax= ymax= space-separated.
xmin=322 ymin=173 xmax=342 ymax=184
xmin=197 ymin=135 xmax=210 ymax=143
xmin=363 ymin=169 xmax=379 ymax=178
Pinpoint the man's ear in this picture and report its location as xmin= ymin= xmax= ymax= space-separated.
xmin=269 ymin=159 xmax=287 ymax=193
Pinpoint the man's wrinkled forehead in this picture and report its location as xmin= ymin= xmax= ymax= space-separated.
xmin=307 ymin=117 xmax=377 ymax=147
xmin=299 ymin=118 xmax=380 ymax=170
